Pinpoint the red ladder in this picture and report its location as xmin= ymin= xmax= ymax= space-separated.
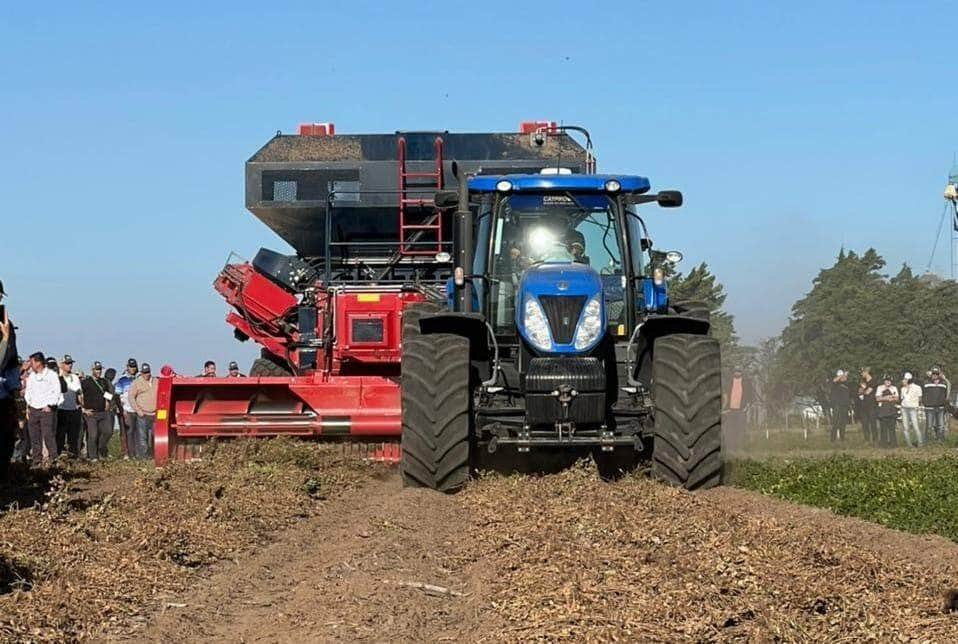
xmin=397 ymin=136 xmax=444 ymax=255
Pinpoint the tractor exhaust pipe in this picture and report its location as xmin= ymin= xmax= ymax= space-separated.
xmin=452 ymin=162 xmax=473 ymax=313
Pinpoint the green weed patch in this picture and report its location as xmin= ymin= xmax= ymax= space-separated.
xmin=726 ymin=455 xmax=958 ymax=542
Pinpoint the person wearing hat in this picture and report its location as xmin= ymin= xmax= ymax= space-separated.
xmin=80 ymin=361 xmax=113 ymax=460
xmin=900 ymin=372 xmax=923 ymax=447
xmin=113 ymin=358 xmax=139 ymax=459
xmin=129 ymin=363 xmax=157 ymax=459
xmin=875 ymin=375 xmax=900 ymax=447
xmin=829 ymin=369 xmax=851 ymax=442
xmin=56 ymin=355 xmax=84 ymax=457
xmin=227 ymin=361 xmax=245 ymax=378
xmin=564 ymin=230 xmax=590 ymax=266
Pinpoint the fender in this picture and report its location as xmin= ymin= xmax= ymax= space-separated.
xmin=632 ymin=314 xmax=712 ymax=387
xmin=419 ymin=312 xmax=491 ymax=362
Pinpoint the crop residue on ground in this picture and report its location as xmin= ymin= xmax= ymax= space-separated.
xmin=460 ymin=463 xmax=958 ymax=641
xmin=0 ymin=440 xmax=373 ymax=642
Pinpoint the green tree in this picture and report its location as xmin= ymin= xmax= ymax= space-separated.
xmin=774 ymin=248 xmax=958 ymax=400
xmin=668 ymin=262 xmax=738 ymax=350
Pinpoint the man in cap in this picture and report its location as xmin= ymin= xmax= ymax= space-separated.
xmin=829 ymin=369 xmax=851 ymax=442
xmin=24 ymin=352 xmax=63 ymax=465
xmin=114 ymin=358 xmax=139 ymax=458
xmin=129 ymin=362 xmax=157 ymax=459
xmin=56 ymin=355 xmax=84 ymax=457
xmin=80 ymin=361 xmax=113 ymax=460
xmin=227 ymin=361 xmax=245 ymax=377
xmin=923 ymin=366 xmax=949 ymax=443
xmin=565 ymin=230 xmax=590 ymax=266
xmin=875 ymin=375 xmax=899 ymax=447
xmin=900 ymin=372 xmax=923 ymax=447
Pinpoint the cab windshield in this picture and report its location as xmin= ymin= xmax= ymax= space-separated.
xmin=484 ymin=192 xmax=627 ymax=334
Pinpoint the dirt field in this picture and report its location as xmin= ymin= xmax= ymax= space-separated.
xmin=2 ymin=445 xmax=958 ymax=642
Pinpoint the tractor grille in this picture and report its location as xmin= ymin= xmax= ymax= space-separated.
xmin=538 ymin=295 xmax=586 ymax=345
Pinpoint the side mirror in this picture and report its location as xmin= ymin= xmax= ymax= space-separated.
xmin=657 ymin=190 xmax=683 ymax=208
xmin=434 ymin=190 xmax=459 ymax=209
xmin=640 ymin=238 xmax=653 ymax=251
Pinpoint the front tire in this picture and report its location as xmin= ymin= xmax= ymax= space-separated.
xmin=402 ymin=301 xmax=441 ymax=343
xmin=400 ymin=334 xmax=471 ymax=492
xmin=651 ymin=333 xmax=722 ymax=490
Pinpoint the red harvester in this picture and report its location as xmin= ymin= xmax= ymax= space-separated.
xmin=154 ymin=123 xmax=591 ymax=464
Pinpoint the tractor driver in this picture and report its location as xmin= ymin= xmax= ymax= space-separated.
xmin=565 ymin=230 xmax=590 ymax=266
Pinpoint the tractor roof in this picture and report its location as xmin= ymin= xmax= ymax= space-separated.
xmin=468 ymin=174 xmax=651 ymax=194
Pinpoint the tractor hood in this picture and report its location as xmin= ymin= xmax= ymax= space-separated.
xmin=515 ymin=262 xmax=606 ymax=355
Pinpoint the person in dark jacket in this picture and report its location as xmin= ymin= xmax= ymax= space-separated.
xmin=858 ymin=367 xmax=878 ymax=444
xmin=829 ymin=370 xmax=852 ymax=442
xmin=875 ymin=375 xmax=900 ymax=447
xmin=923 ymin=366 xmax=949 ymax=443
xmin=80 ymin=361 xmax=113 ymax=460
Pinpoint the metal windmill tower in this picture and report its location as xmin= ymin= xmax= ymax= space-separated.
xmin=944 ymin=165 xmax=958 ymax=279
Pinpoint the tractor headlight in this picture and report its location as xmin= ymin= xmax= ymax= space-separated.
xmin=495 ymin=179 xmax=513 ymax=193
xmin=523 ymin=297 xmax=553 ymax=351
xmin=573 ymin=294 xmax=604 ymax=350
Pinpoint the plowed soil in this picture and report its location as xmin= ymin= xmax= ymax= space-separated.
xmin=3 ymin=448 xmax=958 ymax=642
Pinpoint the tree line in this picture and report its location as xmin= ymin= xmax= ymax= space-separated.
xmin=668 ymin=249 xmax=958 ymax=414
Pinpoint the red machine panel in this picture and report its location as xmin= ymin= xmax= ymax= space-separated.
xmin=333 ymin=290 xmax=424 ymax=366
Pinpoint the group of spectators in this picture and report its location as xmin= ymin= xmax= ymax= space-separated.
xmin=829 ymin=367 xmax=951 ymax=447
xmin=9 ymin=354 xmax=158 ymax=466
xmin=0 ymin=282 xmax=251 ymax=469
xmin=3 ymin=355 xmax=247 ymax=468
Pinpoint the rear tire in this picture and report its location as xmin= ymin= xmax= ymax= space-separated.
xmin=249 ymin=357 xmax=293 ymax=377
xmin=651 ymin=333 xmax=722 ymax=490
xmin=400 ymin=334 xmax=471 ymax=493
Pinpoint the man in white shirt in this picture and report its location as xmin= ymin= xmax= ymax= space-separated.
xmin=24 ymin=351 xmax=63 ymax=465
xmin=56 ymin=354 xmax=84 ymax=457
xmin=899 ymin=372 xmax=923 ymax=447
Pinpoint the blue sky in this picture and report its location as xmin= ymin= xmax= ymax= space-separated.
xmin=1 ymin=1 xmax=955 ymax=373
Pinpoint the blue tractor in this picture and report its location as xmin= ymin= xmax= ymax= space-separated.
xmin=400 ymin=170 xmax=722 ymax=492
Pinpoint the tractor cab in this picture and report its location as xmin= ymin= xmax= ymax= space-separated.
xmin=466 ymin=174 xmax=676 ymax=351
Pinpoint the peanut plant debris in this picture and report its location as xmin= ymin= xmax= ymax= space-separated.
xmin=0 ymin=440 xmax=373 ymax=642
xmin=459 ymin=463 xmax=958 ymax=641
xmin=3 ymin=448 xmax=958 ymax=641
